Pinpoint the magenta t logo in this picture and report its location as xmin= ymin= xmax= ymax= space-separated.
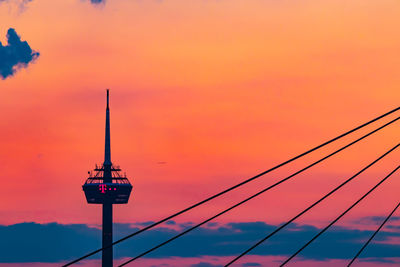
xmin=99 ymin=184 xmax=107 ymax=193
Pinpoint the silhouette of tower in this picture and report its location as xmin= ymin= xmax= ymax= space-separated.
xmin=82 ymin=90 xmax=133 ymax=267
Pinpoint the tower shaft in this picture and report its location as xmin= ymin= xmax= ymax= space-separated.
xmin=102 ymin=203 xmax=113 ymax=267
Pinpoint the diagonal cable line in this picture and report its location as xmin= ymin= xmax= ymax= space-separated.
xmin=280 ymin=164 xmax=400 ymax=266
xmin=118 ymin=120 xmax=399 ymax=266
xmin=225 ymin=142 xmax=400 ymax=266
xmin=63 ymin=107 xmax=399 ymax=266
xmin=347 ymin=201 xmax=400 ymax=266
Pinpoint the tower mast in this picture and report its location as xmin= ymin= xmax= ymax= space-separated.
xmin=103 ymin=89 xmax=113 ymax=267
xmin=104 ymin=89 xmax=112 ymax=181
xmin=82 ymin=89 xmax=133 ymax=267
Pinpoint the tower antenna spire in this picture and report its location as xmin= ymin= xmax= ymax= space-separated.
xmin=107 ymin=89 xmax=109 ymax=109
xmin=104 ymin=89 xmax=111 ymax=169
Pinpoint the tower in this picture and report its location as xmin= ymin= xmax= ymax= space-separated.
xmin=82 ymin=90 xmax=133 ymax=267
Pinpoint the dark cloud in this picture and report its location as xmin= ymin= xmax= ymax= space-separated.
xmin=1 ymin=220 xmax=400 ymax=263
xmin=242 ymin=263 xmax=262 ymax=267
xmin=0 ymin=28 xmax=39 ymax=79
xmin=358 ymin=257 xmax=398 ymax=264
xmin=0 ymin=222 xmax=100 ymax=262
xmin=90 ymin=0 xmax=105 ymax=4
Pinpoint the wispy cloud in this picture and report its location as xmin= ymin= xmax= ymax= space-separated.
xmin=190 ymin=263 xmax=222 ymax=267
xmin=0 ymin=0 xmax=33 ymax=13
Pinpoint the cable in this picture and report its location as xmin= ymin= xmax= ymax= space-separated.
xmin=63 ymin=107 xmax=399 ymax=266
xmin=225 ymin=142 xmax=400 ymax=266
xmin=347 ymin=201 xmax=400 ymax=266
xmin=118 ymin=120 xmax=400 ymax=266
xmin=280 ymin=165 xmax=400 ymax=266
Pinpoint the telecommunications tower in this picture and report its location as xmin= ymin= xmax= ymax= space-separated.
xmin=82 ymin=90 xmax=133 ymax=267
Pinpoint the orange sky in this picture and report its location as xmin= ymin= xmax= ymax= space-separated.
xmin=0 ymin=0 xmax=399 ymax=227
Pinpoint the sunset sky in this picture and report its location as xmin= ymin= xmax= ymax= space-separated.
xmin=0 ymin=0 xmax=399 ymax=266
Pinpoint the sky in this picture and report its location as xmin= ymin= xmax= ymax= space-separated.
xmin=0 ymin=0 xmax=399 ymax=266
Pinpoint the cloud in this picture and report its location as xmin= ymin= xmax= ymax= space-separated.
xmin=133 ymin=221 xmax=155 ymax=227
xmin=190 ymin=263 xmax=222 ymax=267
xmin=0 ymin=222 xmax=100 ymax=262
xmin=1 ymin=220 xmax=400 ymax=263
xmin=0 ymin=0 xmax=30 ymax=3
xmin=0 ymin=28 xmax=39 ymax=79
xmin=357 ymin=216 xmax=400 ymax=224
xmin=0 ymin=0 xmax=33 ymax=14
xmin=242 ymin=263 xmax=262 ymax=266
xmin=89 ymin=0 xmax=105 ymax=5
